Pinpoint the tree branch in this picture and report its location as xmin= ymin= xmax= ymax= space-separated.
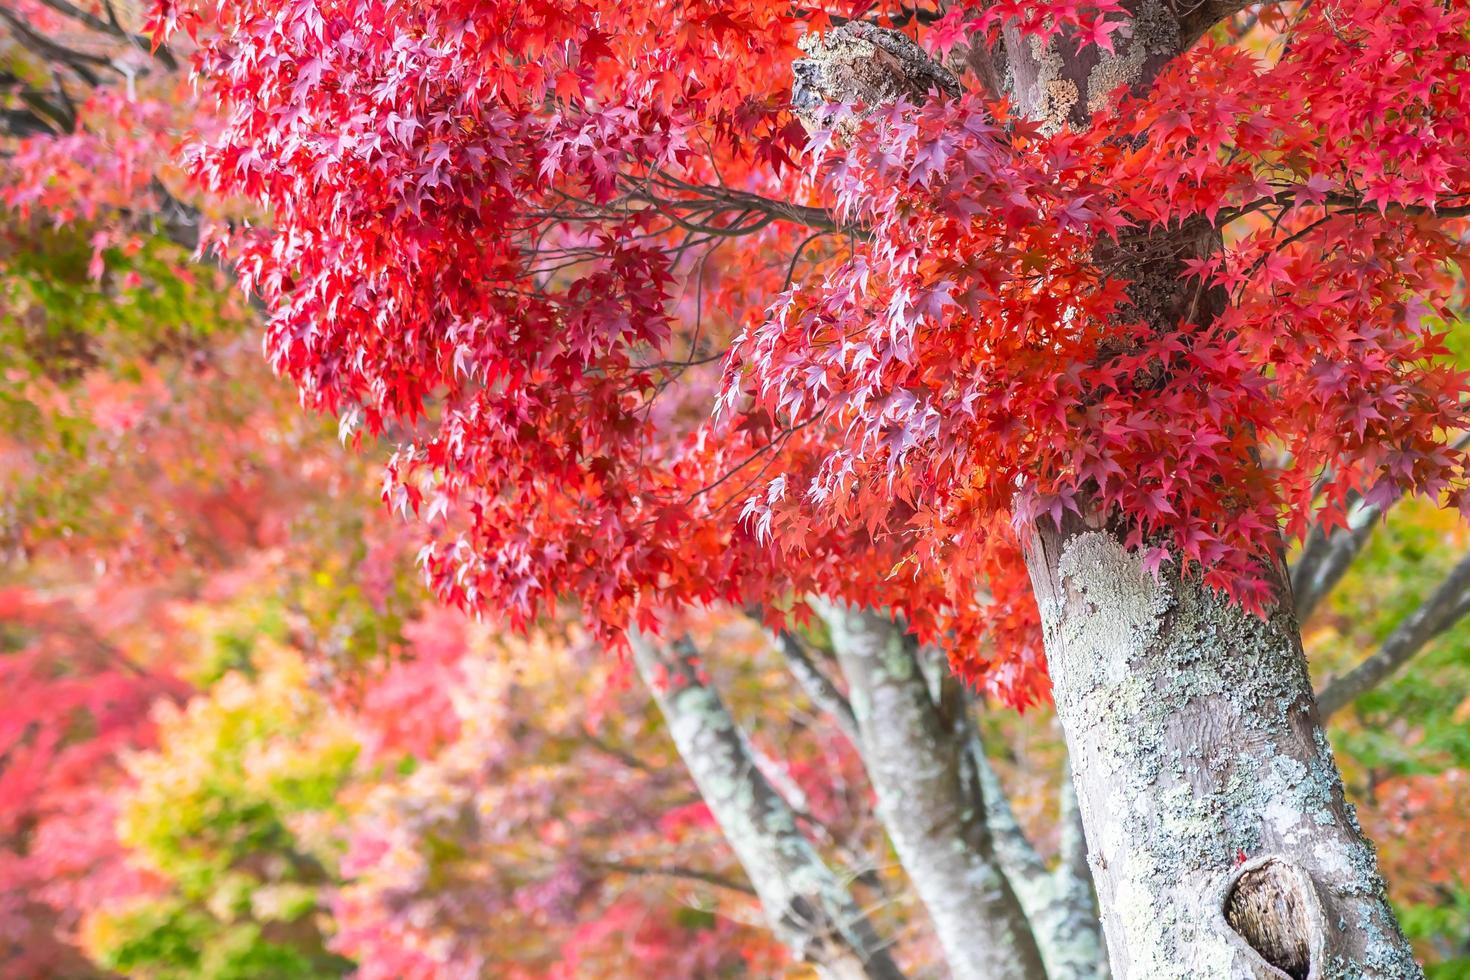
xmin=1316 ymin=550 xmax=1470 ymax=720
xmin=1178 ymin=2 xmax=1287 ymax=47
xmin=1055 ymin=770 xmax=1088 ymax=887
xmin=1291 ymin=497 xmax=1385 ymax=624
xmin=813 ymin=600 xmax=1049 ymax=980
xmin=628 ymin=630 xmax=906 ymax=979
xmin=630 ymin=177 xmax=851 ymax=236
xmin=581 ymin=732 xmax=658 ymax=775
xmin=29 ymin=0 xmax=179 ymax=70
xmin=773 ymin=629 xmax=860 ymax=744
xmin=963 ymin=708 xmax=1107 ymax=980
xmin=592 ymin=859 xmax=758 ymax=896
xmin=0 ymin=106 xmax=59 ymax=138
xmin=966 ymin=725 xmax=1047 ymax=885
xmin=1220 ymin=189 xmax=1470 ymax=228
xmin=1292 ymin=433 xmax=1470 ymax=624
xmin=0 ymin=7 xmax=111 ymax=86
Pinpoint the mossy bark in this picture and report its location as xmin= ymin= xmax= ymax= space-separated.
xmin=975 ymin=747 xmax=1111 ymax=980
xmin=1024 ymin=518 xmax=1421 ymax=979
xmin=792 ymin=3 xmax=1421 ymax=974
xmin=629 ymin=632 xmax=906 ymax=980
xmin=814 ymin=600 xmax=1051 ymax=980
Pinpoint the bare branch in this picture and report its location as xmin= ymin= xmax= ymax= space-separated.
xmin=0 ymin=6 xmax=112 ymax=86
xmin=0 ymin=106 xmax=60 ymax=138
xmin=1291 ymin=498 xmax=1385 ymax=624
xmin=1178 ymin=2 xmax=1286 ymax=47
xmin=1043 ymin=766 xmax=1109 ymax=980
xmin=630 ymin=177 xmax=849 ymax=236
xmin=0 ymin=68 xmax=79 ymax=135
xmin=1055 ymin=770 xmax=1088 ymax=887
xmin=964 ymin=702 xmax=1108 ymax=980
xmin=591 ymin=859 xmax=758 ymax=896
xmin=30 ymin=0 xmax=179 ymax=69
xmin=1220 ymin=188 xmax=1470 ymax=228
xmin=32 ymin=0 xmax=123 ymax=35
xmin=628 ymin=631 xmax=907 ymax=979
xmin=784 ymin=229 xmax=834 ymax=290
xmin=968 ymin=730 xmax=1047 ymax=885
xmin=1293 ymin=433 xmax=1470 ymax=624
xmin=773 ymin=629 xmax=860 ymax=744
xmin=813 ymin=600 xmax=1049 ymax=980
xmin=1317 ymin=550 xmax=1470 ymax=720
xmin=580 ymin=732 xmax=658 ymax=775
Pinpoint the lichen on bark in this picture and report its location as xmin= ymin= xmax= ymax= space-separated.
xmin=813 ymin=600 xmax=1050 ymax=980
xmin=1025 ymin=523 xmax=1421 ymax=979
xmin=630 ymin=632 xmax=906 ymax=980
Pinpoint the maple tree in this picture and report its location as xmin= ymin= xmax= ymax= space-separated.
xmin=8 ymin=0 xmax=1470 ymax=977
xmin=165 ymin=0 xmax=1470 ymax=681
xmin=160 ymin=0 xmax=1470 ymax=971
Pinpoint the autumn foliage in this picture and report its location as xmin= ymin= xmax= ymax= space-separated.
xmin=7 ymin=0 xmax=1470 ymax=974
xmin=135 ymin=0 xmax=1467 ymax=709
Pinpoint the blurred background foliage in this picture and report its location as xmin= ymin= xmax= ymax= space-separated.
xmin=1306 ymin=498 xmax=1470 ymax=976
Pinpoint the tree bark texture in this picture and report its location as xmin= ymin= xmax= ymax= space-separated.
xmin=973 ymin=743 xmax=1109 ymax=980
xmin=628 ymin=632 xmax=906 ymax=980
xmin=1024 ymin=518 xmax=1420 ymax=979
xmin=814 ymin=600 xmax=1051 ymax=980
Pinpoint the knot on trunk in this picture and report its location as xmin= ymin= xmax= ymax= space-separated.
xmin=791 ymin=23 xmax=960 ymax=131
xmin=1221 ymin=856 xmax=1322 ymax=980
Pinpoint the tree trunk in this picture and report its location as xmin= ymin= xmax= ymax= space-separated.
xmin=988 ymin=4 xmax=1422 ymax=971
xmin=792 ymin=5 xmax=1422 ymax=975
xmin=1023 ymin=517 xmax=1421 ymax=979
xmin=628 ymin=631 xmax=906 ymax=980
xmin=973 ymin=742 xmax=1109 ymax=980
xmin=813 ymin=600 xmax=1050 ymax=980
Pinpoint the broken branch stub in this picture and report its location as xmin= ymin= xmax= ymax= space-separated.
xmin=791 ymin=23 xmax=960 ymax=131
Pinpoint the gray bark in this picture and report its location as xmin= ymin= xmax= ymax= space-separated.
xmin=1024 ymin=519 xmax=1421 ymax=979
xmin=629 ymin=631 xmax=905 ymax=980
xmin=793 ymin=6 xmax=1422 ymax=976
xmin=780 ymin=610 xmax=1108 ymax=978
xmin=812 ymin=600 xmax=1049 ymax=980
xmin=972 ymin=743 xmax=1109 ymax=980
xmin=774 ymin=628 xmax=862 ymax=744
xmin=985 ymin=5 xmax=1421 ymax=975
xmin=1291 ymin=501 xmax=1385 ymax=626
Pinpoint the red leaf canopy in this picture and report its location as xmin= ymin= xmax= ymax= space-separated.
xmin=179 ymin=0 xmax=1470 ymax=706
